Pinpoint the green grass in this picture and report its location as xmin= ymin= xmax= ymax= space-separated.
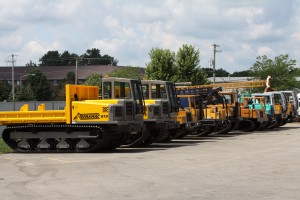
xmin=0 ymin=139 xmax=13 ymax=153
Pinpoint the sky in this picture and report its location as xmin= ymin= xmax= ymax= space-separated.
xmin=1 ymin=0 xmax=300 ymax=73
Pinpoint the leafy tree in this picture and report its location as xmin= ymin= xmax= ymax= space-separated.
xmin=54 ymin=71 xmax=77 ymax=100
xmin=60 ymin=51 xmax=78 ymax=66
xmin=108 ymin=66 xmax=144 ymax=79
xmin=145 ymin=48 xmax=176 ymax=81
xmin=215 ymin=68 xmax=230 ymax=77
xmin=25 ymin=60 xmax=37 ymax=67
xmin=102 ymin=54 xmax=118 ymax=65
xmin=231 ymin=70 xmax=251 ymax=77
xmin=81 ymin=48 xmax=101 ymax=65
xmin=175 ymin=44 xmax=199 ymax=81
xmin=21 ymin=69 xmax=54 ymax=100
xmin=294 ymin=68 xmax=300 ymax=76
xmin=66 ymin=71 xmax=76 ymax=84
xmin=39 ymin=49 xmax=118 ymax=66
xmin=202 ymin=68 xmax=214 ymax=77
xmin=39 ymin=50 xmax=78 ymax=66
xmin=250 ymin=54 xmax=299 ymax=90
xmin=0 ymin=80 xmax=11 ymax=101
xmin=175 ymin=44 xmax=208 ymax=84
xmin=55 ymin=83 xmax=66 ymax=101
xmin=190 ymin=68 xmax=209 ymax=85
xmin=81 ymin=48 xmax=118 ymax=65
xmin=16 ymin=85 xmax=35 ymax=101
xmin=39 ymin=51 xmax=61 ymax=66
xmin=84 ymin=74 xmax=103 ymax=86
xmin=202 ymin=67 xmax=230 ymax=77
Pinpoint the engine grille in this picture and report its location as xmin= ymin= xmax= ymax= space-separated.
xmin=163 ymin=102 xmax=169 ymax=114
xmin=153 ymin=107 xmax=160 ymax=116
xmin=126 ymin=102 xmax=133 ymax=115
xmin=115 ymin=107 xmax=123 ymax=118
xmin=259 ymin=111 xmax=264 ymax=118
xmin=186 ymin=112 xmax=192 ymax=122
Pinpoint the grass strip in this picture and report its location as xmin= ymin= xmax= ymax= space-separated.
xmin=0 ymin=139 xmax=13 ymax=153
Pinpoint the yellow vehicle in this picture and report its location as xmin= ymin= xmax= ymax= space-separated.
xmin=252 ymin=92 xmax=288 ymax=127
xmin=176 ymin=80 xmax=270 ymax=133
xmin=141 ymin=80 xmax=180 ymax=143
xmin=175 ymin=94 xmax=201 ymax=138
xmin=188 ymin=80 xmax=270 ymax=132
xmin=282 ymin=91 xmax=299 ymax=122
xmin=239 ymin=96 xmax=269 ymax=130
xmin=198 ymin=90 xmax=240 ymax=133
xmin=176 ymin=87 xmax=231 ymax=136
xmin=219 ymin=91 xmax=270 ymax=132
xmin=0 ymin=77 xmax=145 ymax=153
xmin=191 ymin=80 xmax=266 ymax=90
xmin=202 ymin=89 xmax=233 ymax=135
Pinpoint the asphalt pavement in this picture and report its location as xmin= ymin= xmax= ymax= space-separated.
xmin=0 ymin=123 xmax=300 ymax=200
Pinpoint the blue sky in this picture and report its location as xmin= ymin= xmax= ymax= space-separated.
xmin=0 ymin=0 xmax=300 ymax=73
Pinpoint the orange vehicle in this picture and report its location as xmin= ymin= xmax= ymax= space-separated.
xmin=176 ymin=87 xmax=231 ymax=136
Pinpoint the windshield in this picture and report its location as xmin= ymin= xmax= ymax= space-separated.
xmin=142 ymin=84 xmax=149 ymax=99
xmin=151 ymin=83 xmax=167 ymax=99
xmin=167 ymin=82 xmax=179 ymax=112
xmin=113 ymin=81 xmax=131 ymax=99
xmin=103 ymin=82 xmax=112 ymax=99
xmin=223 ymin=94 xmax=233 ymax=104
xmin=131 ymin=80 xmax=144 ymax=114
xmin=274 ymin=94 xmax=282 ymax=104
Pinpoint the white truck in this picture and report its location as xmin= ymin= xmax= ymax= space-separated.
xmin=297 ymin=93 xmax=300 ymax=117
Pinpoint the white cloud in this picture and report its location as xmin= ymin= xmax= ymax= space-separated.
xmin=224 ymin=6 xmax=264 ymax=18
xmin=241 ymin=44 xmax=254 ymax=54
xmin=0 ymin=34 xmax=23 ymax=50
xmin=290 ymin=32 xmax=300 ymax=41
xmin=0 ymin=0 xmax=299 ymax=73
xmin=257 ymin=46 xmax=275 ymax=56
xmin=23 ymin=41 xmax=48 ymax=55
xmin=92 ymin=39 xmax=124 ymax=57
xmin=247 ymin=22 xmax=273 ymax=40
xmin=122 ymin=3 xmax=170 ymax=23
xmin=104 ymin=16 xmax=120 ymax=29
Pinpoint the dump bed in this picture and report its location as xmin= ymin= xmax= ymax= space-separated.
xmin=0 ymin=84 xmax=99 ymax=126
xmin=0 ymin=110 xmax=66 ymax=125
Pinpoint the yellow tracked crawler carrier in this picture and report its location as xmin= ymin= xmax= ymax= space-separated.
xmin=176 ymin=87 xmax=231 ymax=136
xmin=0 ymin=77 xmax=144 ymax=153
xmin=140 ymin=80 xmax=180 ymax=143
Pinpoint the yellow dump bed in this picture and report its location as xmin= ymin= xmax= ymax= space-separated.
xmin=0 ymin=110 xmax=66 ymax=125
xmin=0 ymin=84 xmax=99 ymax=126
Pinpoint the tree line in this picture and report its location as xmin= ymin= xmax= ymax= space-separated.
xmin=27 ymin=48 xmax=118 ymax=67
xmin=0 ymin=45 xmax=300 ymax=102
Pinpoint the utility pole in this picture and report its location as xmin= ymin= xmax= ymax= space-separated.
xmin=212 ymin=44 xmax=221 ymax=84
xmin=7 ymin=54 xmax=17 ymax=101
xmin=75 ymin=57 xmax=78 ymax=85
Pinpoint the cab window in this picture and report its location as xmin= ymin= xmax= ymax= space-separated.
xmin=151 ymin=84 xmax=167 ymax=99
xmin=103 ymin=82 xmax=112 ymax=99
xmin=114 ymin=81 xmax=131 ymax=99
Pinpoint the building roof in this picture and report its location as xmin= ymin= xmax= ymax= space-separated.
xmin=208 ymin=76 xmax=300 ymax=83
xmin=207 ymin=77 xmax=257 ymax=83
xmin=0 ymin=65 xmax=123 ymax=80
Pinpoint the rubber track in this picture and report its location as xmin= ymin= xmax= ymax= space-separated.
xmin=2 ymin=124 xmax=111 ymax=153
